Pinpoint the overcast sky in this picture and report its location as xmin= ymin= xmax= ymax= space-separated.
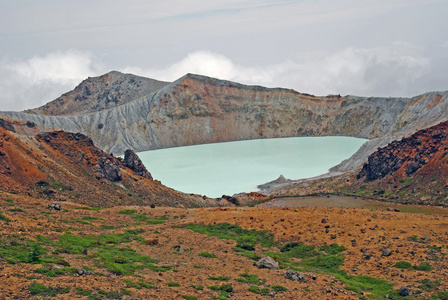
xmin=1 ymin=0 xmax=447 ymax=111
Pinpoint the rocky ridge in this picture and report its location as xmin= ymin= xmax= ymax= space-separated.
xmin=347 ymin=120 xmax=448 ymax=206
xmin=1 ymin=72 xmax=447 ymax=174
xmin=0 ymin=127 xmax=218 ymax=208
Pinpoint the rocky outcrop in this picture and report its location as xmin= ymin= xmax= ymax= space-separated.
xmin=94 ymin=156 xmax=122 ymax=182
xmin=124 ymin=149 xmax=152 ymax=179
xmin=357 ymin=123 xmax=448 ymax=182
xmin=349 ymin=120 xmax=448 ymax=206
xmin=1 ymin=73 xmax=448 ymax=173
xmin=0 ymin=128 xmax=215 ymax=207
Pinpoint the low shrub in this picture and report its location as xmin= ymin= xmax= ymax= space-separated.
xmin=198 ymin=252 xmax=217 ymax=258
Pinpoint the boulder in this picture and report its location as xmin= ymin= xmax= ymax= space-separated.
xmin=285 ymin=270 xmax=305 ymax=281
xmin=256 ymin=256 xmax=279 ymax=269
xmin=399 ymin=286 xmax=410 ymax=296
xmin=94 ymin=156 xmax=122 ymax=181
xmin=124 ymin=149 xmax=152 ymax=179
xmin=48 ymin=202 xmax=61 ymax=211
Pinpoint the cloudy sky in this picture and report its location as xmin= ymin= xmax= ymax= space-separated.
xmin=1 ymin=0 xmax=447 ymax=111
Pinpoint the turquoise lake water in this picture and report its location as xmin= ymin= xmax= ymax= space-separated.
xmin=137 ymin=136 xmax=367 ymax=198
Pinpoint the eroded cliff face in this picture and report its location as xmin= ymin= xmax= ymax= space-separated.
xmin=1 ymin=73 xmax=448 ymax=172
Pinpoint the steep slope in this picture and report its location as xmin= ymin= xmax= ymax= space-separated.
xmin=24 ymin=71 xmax=169 ymax=115
xmin=346 ymin=120 xmax=448 ymax=206
xmin=1 ymin=73 xmax=448 ymax=173
xmin=0 ymin=127 xmax=213 ymax=208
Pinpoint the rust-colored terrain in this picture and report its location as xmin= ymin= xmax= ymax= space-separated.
xmin=346 ymin=120 xmax=448 ymax=207
xmin=1 ymin=122 xmax=448 ymax=299
xmin=0 ymin=125 xmax=210 ymax=208
xmin=1 ymin=192 xmax=448 ymax=299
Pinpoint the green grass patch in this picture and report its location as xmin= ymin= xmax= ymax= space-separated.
xmin=123 ymin=279 xmax=154 ymax=289
xmin=0 ymin=235 xmax=48 ymax=264
xmin=339 ymin=275 xmax=394 ymax=295
xmin=7 ymin=208 xmax=26 ymax=213
xmin=101 ymin=224 xmax=115 ymax=230
xmin=280 ymin=242 xmax=318 ymax=259
xmin=181 ymin=295 xmax=197 ymax=300
xmin=0 ymin=212 xmax=10 ymax=222
xmin=319 ymin=243 xmax=347 ymax=255
xmin=166 ymin=282 xmax=180 ymax=287
xmin=432 ymin=291 xmax=448 ymax=300
xmin=28 ymin=282 xmax=70 ymax=297
xmin=301 ymin=254 xmax=345 ymax=273
xmin=186 ymin=223 xmax=274 ymax=248
xmin=272 ymin=285 xmax=288 ymax=292
xmin=55 ymin=231 xmax=168 ymax=275
xmin=50 ymin=181 xmax=72 ymax=191
xmin=34 ymin=267 xmax=75 ymax=277
xmin=209 ymin=284 xmax=234 ymax=298
xmin=71 ymin=218 xmax=92 ymax=225
xmin=235 ymin=273 xmax=264 ymax=285
xmin=190 ymin=284 xmax=204 ymax=290
xmin=394 ymin=261 xmax=413 ymax=269
xmin=198 ymin=252 xmax=217 ymax=258
xmin=248 ymin=285 xmax=271 ymax=296
xmin=419 ymin=279 xmax=440 ymax=291
xmin=3 ymin=198 xmax=13 ymax=203
xmin=395 ymin=261 xmax=432 ymax=271
xmin=209 ymin=275 xmax=230 ymax=281
xmin=118 ymin=209 xmax=137 ymax=214
xmin=75 ymin=206 xmax=101 ymax=211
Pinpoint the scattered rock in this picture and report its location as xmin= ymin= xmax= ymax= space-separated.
xmin=172 ymin=245 xmax=184 ymax=253
xmin=321 ymin=218 xmax=328 ymax=223
xmin=48 ymin=202 xmax=61 ymax=210
xmin=256 ymin=256 xmax=279 ymax=269
xmin=399 ymin=286 xmax=409 ymax=296
xmin=284 ymin=270 xmax=305 ymax=281
xmin=382 ymin=249 xmax=392 ymax=257
xmin=77 ymin=269 xmax=87 ymax=276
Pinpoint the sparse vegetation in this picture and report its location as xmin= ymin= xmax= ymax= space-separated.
xmin=166 ymin=281 xmax=180 ymax=287
xmin=118 ymin=209 xmax=137 ymax=214
xmin=198 ymin=252 xmax=217 ymax=258
xmin=28 ymin=282 xmax=70 ymax=297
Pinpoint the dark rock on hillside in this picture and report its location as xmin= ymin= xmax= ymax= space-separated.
xmin=124 ymin=149 xmax=152 ymax=179
xmin=0 ymin=119 xmax=15 ymax=132
xmin=351 ymin=120 xmax=448 ymax=206
xmin=94 ymin=156 xmax=122 ymax=182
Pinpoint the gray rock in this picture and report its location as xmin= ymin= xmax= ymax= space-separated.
xmin=285 ymin=270 xmax=305 ymax=281
xmin=172 ymin=245 xmax=184 ymax=253
xmin=256 ymin=256 xmax=279 ymax=270
xmin=399 ymin=286 xmax=409 ymax=296
xmin=48 ymin=202 xmax=61 ymax=211
xmin=382 ymin=249 xmax=392 ymax=257
xmin=124 ymin=149 xmax=152 ymax=179
xmin=77 ymin=269 xmax=87 ymax=275
xmin=94 ymin=156 xmax=122 ymax=181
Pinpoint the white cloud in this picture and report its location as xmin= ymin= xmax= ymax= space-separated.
xmin=0 ymin=43 xmax=435 ymax=112
xmin=123 ymin=43 xmax=431 ymax=97
xmin=0 ymin=51 xmax=103 ymax=111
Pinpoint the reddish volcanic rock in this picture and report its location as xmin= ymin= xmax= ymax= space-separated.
xmin=351 ymin=120 xmax=448 ymax=206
